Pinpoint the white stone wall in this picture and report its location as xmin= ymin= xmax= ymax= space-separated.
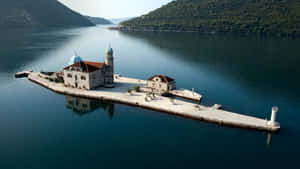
xmin=64 ymin=70 xmax=90 ymax=89
xmin=146 ymin=77 xmax=176 ymax=91
xmin=168 ymin=81 xmax=176 ymax=90
xmin=104 ymin=65 xmax=114 ymax=84
xmin=147 ymin=80 xmax=168 ymax=91
xmin=105 ymin=55 xmax=114 ymax=84
xmin=89 ymin=69 xmax=105 ymax=89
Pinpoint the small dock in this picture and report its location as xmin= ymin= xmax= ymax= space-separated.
xmin=22 ymin=71 xmax=280 ymax=132
xmin=169 ymin=88 xmax=202 ymax=101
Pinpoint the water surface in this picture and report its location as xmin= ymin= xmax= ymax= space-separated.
xmin=0 ymin=26 xmax=299 ymax=169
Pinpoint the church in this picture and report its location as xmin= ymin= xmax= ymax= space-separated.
xmin=63 ymin=46 xmax=114 ymax=90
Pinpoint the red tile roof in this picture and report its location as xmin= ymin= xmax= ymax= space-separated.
xmin=64 ymin=61 xmax=104 ymax=73
xmin=147 ymin=74 xmax=175 ymax=83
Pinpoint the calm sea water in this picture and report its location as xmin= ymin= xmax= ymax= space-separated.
xmin=0 ymin=26 xmax=299 ymax=169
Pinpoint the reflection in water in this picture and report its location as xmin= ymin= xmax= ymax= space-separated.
xmin=65 ymin=95 xmax=114 ymax=119
xmin=1 ymin=26 xmax=300 ymax=168
xmin=267 ymin=133 xmax=273 ymax=145
xmin=65 ymin=95 xmax=275 ymax=145
xmin=120 ymin=31 xmax=300 ymax=97
xmin=0 ymin=27 xmax=76 ymax=73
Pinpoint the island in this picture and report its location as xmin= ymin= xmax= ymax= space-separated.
xmin=16 ymin=46 xmax=280 ymax=132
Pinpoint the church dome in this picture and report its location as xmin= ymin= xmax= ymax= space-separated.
xmin=106 ymin=46 xmax=113 ymax=54
xmin=69 ymin=55 xmax=83 ymax=65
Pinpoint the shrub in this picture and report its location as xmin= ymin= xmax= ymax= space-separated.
xmin=134 ymin=86 xmax=140 ymax=92
xmin=127 ymin=88 xmax=132 ymax=93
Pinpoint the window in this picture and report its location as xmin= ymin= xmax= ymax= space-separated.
xmin=67 ymin=74 xmax=72 ymax=78
xmin=81 ymin=76 xmax=86 ymax=80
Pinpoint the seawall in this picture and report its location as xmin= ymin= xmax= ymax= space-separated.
xmin=27 ymin=72 xmax=280 ymax=133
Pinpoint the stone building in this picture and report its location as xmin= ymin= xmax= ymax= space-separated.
xmin=63 ymin=47 xmax=114 ymax=90
xmin=146 ymin=75 xmax=176 ymax=93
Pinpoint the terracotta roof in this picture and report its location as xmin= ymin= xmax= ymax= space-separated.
xmin=147 ymin=74 xmax=175 ymax=83
xmin=64 ymin=61 xmax=104 ymax=73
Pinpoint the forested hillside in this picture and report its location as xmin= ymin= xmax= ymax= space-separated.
xmin=121 ymin=0 xmax=300 ymax=37
xmin=85 ymin=16 xmax=112 ymax=25
xmin=0 ymin=0 xmax=94 ymax=27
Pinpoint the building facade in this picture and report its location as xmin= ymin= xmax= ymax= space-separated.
xmin=63 ymin=47 xmax=114 ymax=90
xmin=146 ymin=75 xmax=176 ymax=92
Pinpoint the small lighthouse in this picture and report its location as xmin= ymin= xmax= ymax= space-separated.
xmin=268 ymin=106 xmax=279 ymax=127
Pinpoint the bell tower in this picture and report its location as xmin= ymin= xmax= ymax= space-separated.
xmin=105 ymin=45 xmax=114 ymax=85
xmin=105 ymin=45 xmax=113 ymax=67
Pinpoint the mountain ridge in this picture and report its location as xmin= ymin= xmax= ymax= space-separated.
xmin=120 ymin=0 xmax=300 ymax=37
xmin=0 ymin=0 xmax=94 ymax=28
xmin=85 ymin=16 xmax=112 ymax=25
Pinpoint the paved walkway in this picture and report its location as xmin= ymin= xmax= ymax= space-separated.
xmin=28 ymin=72 xmax=280 ymax=132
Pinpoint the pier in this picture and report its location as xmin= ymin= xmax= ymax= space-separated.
xmin=169 ymin=88 xmax=202 ymax=101
xmin=22 ymin=71 xmax=280 ymax=132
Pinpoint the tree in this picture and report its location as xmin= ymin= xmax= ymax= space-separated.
xmin=134 ymin=86 xmax=140 ymax=92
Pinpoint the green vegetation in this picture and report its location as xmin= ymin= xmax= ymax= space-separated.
xmin=55 ymin=78 xmax=64 ymax=83
xmin=121 ymin=0 xmax=300 ymax=37
xmin=127 ymin=88 xmax=132 ymax=93
xmin=85 ymin=16 xmax=112 ymax=25
xmin=134 ymin=86 xmax=141 ymax=92
xmin=0 ymin=0 xmax=94 ymax=28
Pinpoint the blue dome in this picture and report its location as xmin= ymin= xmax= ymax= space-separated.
xmin=106 ymin=47 xmax=113 ymax=53
xmin=73 ymin=55 xmax=83 ymax=63
xmin=69 ymin=55 xmax=83 ymax=65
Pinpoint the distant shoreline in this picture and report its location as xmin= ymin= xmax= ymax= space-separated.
xmin=109 ymin=26 xmax=214 ymax=33
xmin=109 ymin=26 xmax=298 ymax=38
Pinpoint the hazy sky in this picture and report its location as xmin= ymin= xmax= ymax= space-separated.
xmin=58 ymin=0 xmax=173 ymax=19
